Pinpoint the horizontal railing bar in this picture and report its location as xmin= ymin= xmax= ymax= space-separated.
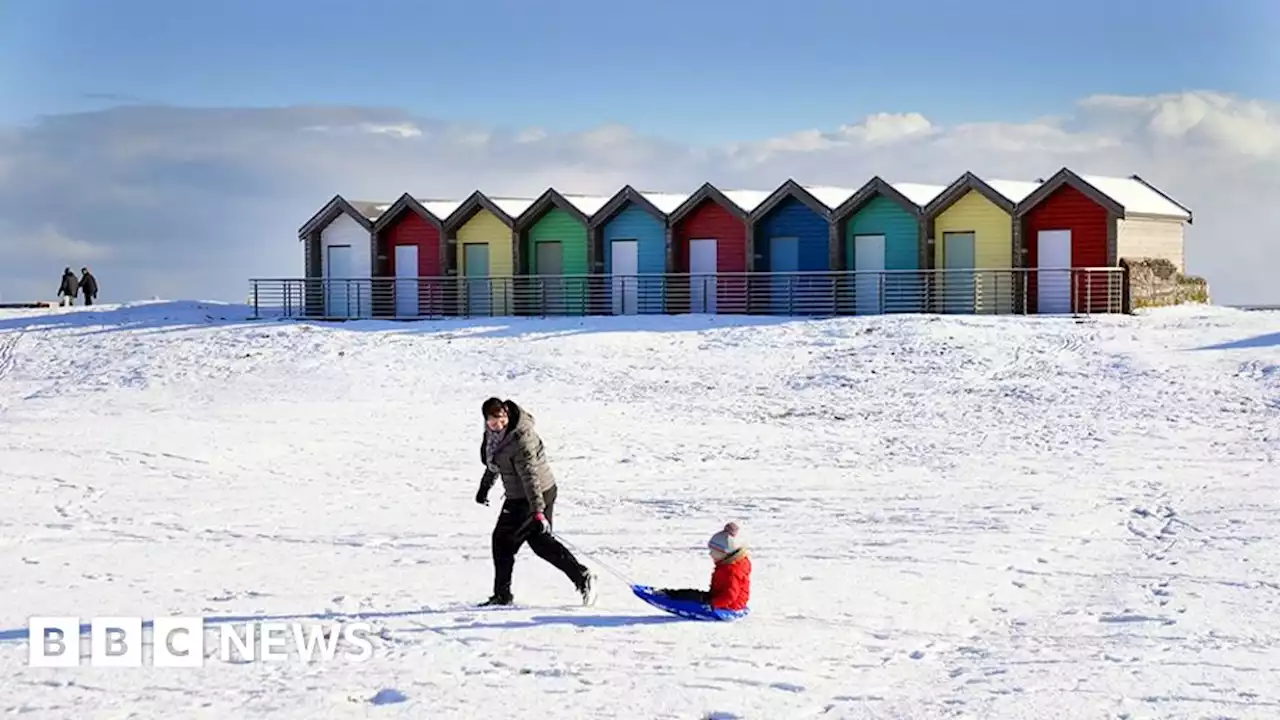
xmin=247 ymin=268 xmax=1126 ymax=320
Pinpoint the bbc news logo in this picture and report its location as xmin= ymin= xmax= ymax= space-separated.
xmin=28 ymin=616 xmax=375 ymax=667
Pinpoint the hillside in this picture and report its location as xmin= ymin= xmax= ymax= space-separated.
xmin=0 ymin=301 xmax=1277 ymax=719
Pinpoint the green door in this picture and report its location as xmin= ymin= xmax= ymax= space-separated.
xmin=464 ymin=243 xmax=491 ymax=315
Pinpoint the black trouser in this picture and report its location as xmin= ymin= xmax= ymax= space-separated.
xmin=492 ymin=485 xmax=588 ymax=598
xmin=660 ymin=588 xmax=710 ymax=603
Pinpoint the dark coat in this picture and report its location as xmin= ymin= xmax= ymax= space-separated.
xmin=79 ymin=272 xmax=98 ymax=299
xmin=58 ymin=271 xmax=78 ymax=297
xmin=477 ymin=400 xmax=557 ymax=513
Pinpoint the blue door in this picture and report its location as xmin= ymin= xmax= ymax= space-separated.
xmin=464 ymin=244 xmax=491 ymax=316
xmin=942 ymin=232 xmax=975 ymax=314
xmin=769 ymin=237 xmax=800 ymax=313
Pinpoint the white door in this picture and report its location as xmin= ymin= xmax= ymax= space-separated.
xmin=611 ymin=240 xmax=639 ymax=315
xmin=854 ymin=234 xmax=886 ymax=315
xmin=394 ymin=244 xmax=419 ymax=317
xmin=326 ymin=244 xmax=353 ymax=317
xmin=688 ymin=239 xmax=717 ymax=313
xmin=1037 ymin=230 xmax=1072 ymax=313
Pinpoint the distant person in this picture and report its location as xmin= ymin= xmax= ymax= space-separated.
xmin=474 ymin=397 xmax=597 ymax=607
xmin=57 ymin=267 xmax=78 ymax=306
xmin=78 ymin=267 xmax=98 ymax=306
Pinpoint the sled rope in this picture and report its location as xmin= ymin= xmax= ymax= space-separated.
xmin=553 ymin=532 xmax=639 ymax=587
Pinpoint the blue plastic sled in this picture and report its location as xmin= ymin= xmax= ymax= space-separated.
xmin=630 ymin=585 xmax=749 ymax=622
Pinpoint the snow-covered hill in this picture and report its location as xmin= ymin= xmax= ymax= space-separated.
xmin=1 ymin=301 xmax=1277 ymax=719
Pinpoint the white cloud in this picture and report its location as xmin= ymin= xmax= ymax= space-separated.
xmin=0 ymin=91 xmax=1275 ymax=305
xmin=0 ymin=222 xmax=113 ymax=263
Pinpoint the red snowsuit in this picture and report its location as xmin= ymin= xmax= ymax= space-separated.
xmin=708 ymin=550 xmax=751 ymax=611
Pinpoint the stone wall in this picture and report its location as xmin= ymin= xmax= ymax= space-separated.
xmin=1121 ymin=257 xmax=1210 ymax=310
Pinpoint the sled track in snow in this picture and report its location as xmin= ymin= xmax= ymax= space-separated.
xmin=0 ymin=331 xmax=22 ymax=412
xmin=986 ymin=323 xmax=1091 ymax=382
xmin=0 ymin=331 xmax=19 ymax=383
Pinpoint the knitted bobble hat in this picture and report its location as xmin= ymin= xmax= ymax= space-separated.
xmin=708 ymin=522 xmax=743 ymax=554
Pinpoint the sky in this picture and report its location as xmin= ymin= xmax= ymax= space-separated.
xmin=0 ymin=0 xmax=1277 ymax=305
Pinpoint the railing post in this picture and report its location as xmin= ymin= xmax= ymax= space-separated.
xmin=1120 ymin=260 xmax=1132 ymax=314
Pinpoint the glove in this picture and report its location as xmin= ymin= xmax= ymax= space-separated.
xmin=475 ymin=486 xmax=489 ymax=506
xmin=523 ymin=512 xmax=551 ymax=536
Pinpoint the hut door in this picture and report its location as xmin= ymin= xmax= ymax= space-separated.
xmin=326 ymin=244 xmax=353 ymax=318
xmin=394 ymin=244 xmax=419 ymax=317
xmin=769 ymin=237 xmax=799 ymax=314
xmin=535 ymin=242 xmax=565 ymax=314
xmin=610 ymin=240 xmax=639 ymax=315
xmin=463 ymin=244 xmax=491 ymax=316
xmin=942 ymin=232 xmax=975 ymax=314
xmin=853 ymin=234 xmax=886 ymax=315
xmin=688 ymin=239 xmax=717 ymax=313
xmin=1036 ymin=230 xmax=1072 ymax=314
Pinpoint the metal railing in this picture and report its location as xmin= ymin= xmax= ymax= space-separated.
xmin=247 ymin=268 xmax=1127 ymax=320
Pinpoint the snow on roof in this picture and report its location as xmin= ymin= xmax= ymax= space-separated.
xmin=361 ymin=198 xmax=463 ymax=223
xmin=1078 ymin=175 xmax=1191 ymax=220
xmin=720 ymin=189 xmax=773 ymax=214
xmin=561 ymin=193 xmax=613 ymax=218
xmin=489 ymin=196 xmax=535 ymax=219
xmin=803 ymin=185 xmax=861 ymax=210
xmin=985 ymin=179 xmax=1041 ymax=204
xmin=890 ymin=182 xmax=948 ymax=207
xmin=637 ymin=190 xmax=695 ymax=214
xmin=347 ymin=200 xmax=383 ymax=221
xmin=422 ymin=199 xmax=465 ymax=220
xmin=323 ymin=173 xmax=1190 ymax=228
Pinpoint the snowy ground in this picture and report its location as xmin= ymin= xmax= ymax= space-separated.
xmin=0 ymin=301 xmax=1277 ymax=719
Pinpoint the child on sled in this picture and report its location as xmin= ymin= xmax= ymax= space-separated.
xmin=657 ymin=522 xmax=751 ymax=611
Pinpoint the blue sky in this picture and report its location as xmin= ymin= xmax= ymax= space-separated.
xmin=2 ymin=0 xmax=1274 ymax=143
xmin=0 ymin=0 xmax=1277 ymax=305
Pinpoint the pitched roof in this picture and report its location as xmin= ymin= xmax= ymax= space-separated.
xmin=487 ymin=196 xmax=536 ymax=219
xmin=347 ymin=200 xmax=384 ymax=221
xmin=985 ymin=179 xmax=1042 ymax=204
xmin=803 ymin=185 xmax=862 ymax=209
xmin=422 ymin=199 xmax=466 ymax=220
xmin=890 ymin=182 xmax=949 ymax=207
xmin=636 ymin=190 xmax=695 ymax=214
xmin=301 ymin=171 xmax=1191 ymax=233
xmin=1077 ymin=175 xmax=1191 ymax=220
xmin=719 ymin=189 xmax=773 ymax=214
xmin=560 ymin=193 xmax=614 ymax=217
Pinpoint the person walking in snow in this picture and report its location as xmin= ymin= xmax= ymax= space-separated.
xmin=474 ymin=397 xmax=597 ymax=607
xmin=78 ymin=267 xmax=98 ymax=306
xmin=57 ymin=267 xmax=78 ymax=306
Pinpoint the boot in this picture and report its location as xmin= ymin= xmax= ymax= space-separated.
xmin=577 ymin=571 xmax=598 ymax=607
